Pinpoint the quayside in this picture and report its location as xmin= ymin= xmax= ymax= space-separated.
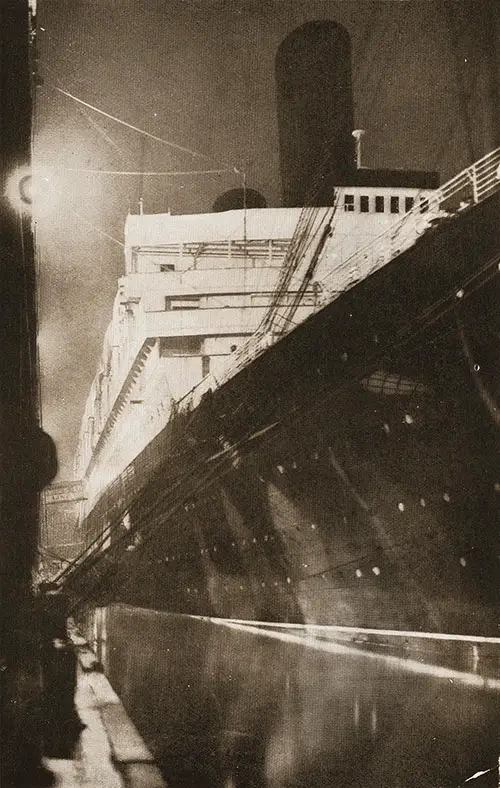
xmin=91 ymin=603 xmax=500 ymax=788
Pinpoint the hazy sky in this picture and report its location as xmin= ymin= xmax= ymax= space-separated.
xmin=35 ymin=0 xmax=499 ymax=479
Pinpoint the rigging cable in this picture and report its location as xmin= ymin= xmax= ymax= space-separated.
xmin=256 ymin=116 xmax=355 ymax=340
xmin=63 ymin=242 xmax=500 ymax=608
xmin=277 ymin=199 xmax=340 ymax=333
xmin=66 ymin=206 xmax=124 ymax=248
xmin=443 ymin=2 xmax=476 ymax=164
xmin=47 ymin=83 xmax=236 ymax=170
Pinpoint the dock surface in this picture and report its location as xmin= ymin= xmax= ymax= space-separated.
xmin=44 ymin=644 xmax=166 ymax=788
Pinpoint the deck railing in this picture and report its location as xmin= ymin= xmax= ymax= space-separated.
xmin=215 ymin=146 xmax=500 ymax=383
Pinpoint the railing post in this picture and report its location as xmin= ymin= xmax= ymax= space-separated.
xmin=471 ymin=165 xmax=479 ymax=204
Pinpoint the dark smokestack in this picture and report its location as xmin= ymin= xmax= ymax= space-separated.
xmin=212 ymin=188 xmax=267 ymax=213
xmin=275 ymin=20 xmax=355 ymax=207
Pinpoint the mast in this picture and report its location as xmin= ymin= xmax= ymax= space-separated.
xmin=483 ymin=0 xmax=500 ymax=149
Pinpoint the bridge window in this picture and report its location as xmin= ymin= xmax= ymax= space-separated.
xmin=160 ymin=264 xmax=175 ymax=272
xmin=405 ymin=196 xmax=415 ymax=212
xmin=375 ymin=196 xmax=384 ymax=213
xmin=360 ymin=195 xmax=369 ymax=213
xmin=344 ymin=194 xmax=355 ymax=212
xmin=390 ymin=196 xmax=399 ymax=213
xmin=160 ymin=337 xmax=202 ymax=356
xmin=165 ymin=296 xmax=200 ymax=310
xmin=420 ymin=197 xmax=429 ymax=213
xmin=202 ymin=355 xmax=210 ymax=377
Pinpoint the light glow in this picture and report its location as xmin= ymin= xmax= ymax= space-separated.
xmin=5 ymin=165 xmax=60 ymax=217
xmin=5 ymin=165 xmax=32 ymax=212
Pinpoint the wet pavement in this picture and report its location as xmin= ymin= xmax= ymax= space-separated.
xmin=44 ymin=646 xmax=166 ymax=788
xmin=96 ymin=604 xmax=500 ymax=788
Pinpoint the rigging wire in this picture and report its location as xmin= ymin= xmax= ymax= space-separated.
xmin=61 ymin=234 xmax=500 ymax=607
xmin=41 ymin=64 xmax=129 ymax=160
xmin=61 ymin=167 xmax=231 ymax=176
xmin=351 ymin=5 xmax=384 ymax=97
xmin=38 ymin=544 xmax=75 ymax=567
xmin=78 ymin=109 xmax=128 ymax=158
xmin=443 ymin=2 xmax=476 ymax=164
xmin=73 ymin=416 xmax=280 ymax=605
xmin=362 ymin=13 xmax=399 ymax=128
xmin=66 ymin=205 xmax=125 ymax=248
xmin=58 ymin=436 xmax=239 ymax=599
xmin=249 ymin=133 xmax=346 ymax=342
xmin=277 ymin=202 xmax=338 ymax=333
xmin=47 ymin=83 xmax=237 ymax=170
xmin=39 ymin=64 xmax=138 ymax=223
xmin=57 ymin=382 xmax=284 ymax=589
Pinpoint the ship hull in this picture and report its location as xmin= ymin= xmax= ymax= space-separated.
xmin=74 ymin=191 xmax=500 ymax=635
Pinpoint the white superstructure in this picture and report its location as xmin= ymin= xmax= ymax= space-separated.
xmin=75 ymin=185 xmax=436 ymax=509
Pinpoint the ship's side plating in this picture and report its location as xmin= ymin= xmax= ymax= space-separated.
xmin=66 ymin=186 xmax=500 ymax=634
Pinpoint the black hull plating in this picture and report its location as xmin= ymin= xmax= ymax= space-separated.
xmin=71 ymin=192 xmax=500 ymax=635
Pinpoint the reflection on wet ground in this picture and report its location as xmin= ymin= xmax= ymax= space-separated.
xmin=100 ymin=605 xmax=500 ymax=788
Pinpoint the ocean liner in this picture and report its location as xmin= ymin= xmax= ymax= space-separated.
xmin=58 ymin=21 xmax=500 ymax=636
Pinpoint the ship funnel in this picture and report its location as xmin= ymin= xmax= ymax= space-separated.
xmin=212 ymin=188 xmax=267 ymax=212
xmin=275 ymin=20 xmax=355 ymax=207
